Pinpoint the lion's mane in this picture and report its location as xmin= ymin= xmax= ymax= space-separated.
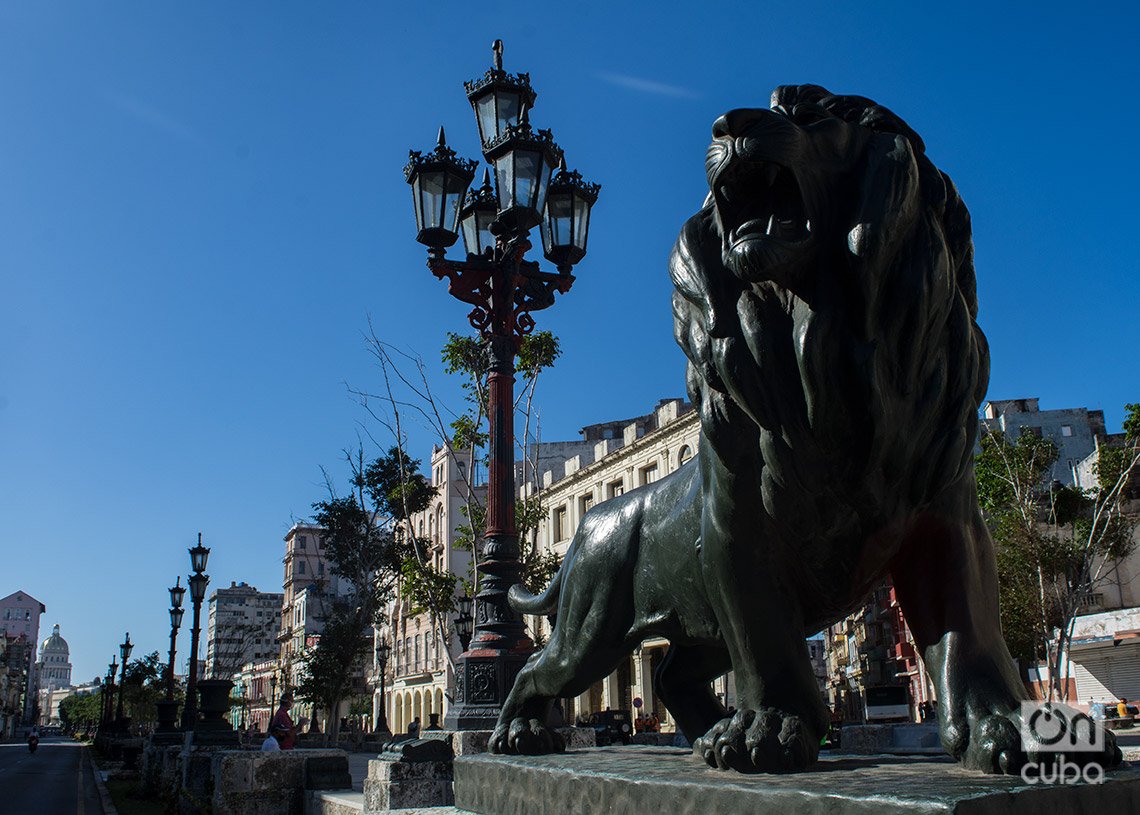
xmin=670 ymin=84 xmax=988 ymax=554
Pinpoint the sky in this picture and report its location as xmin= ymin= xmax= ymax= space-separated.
xmin=2 ymin=2 xmax=1137 ymax=685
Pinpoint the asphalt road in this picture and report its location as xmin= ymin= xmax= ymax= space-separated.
xmin=0 ymin=736 xmax=104 ymax=815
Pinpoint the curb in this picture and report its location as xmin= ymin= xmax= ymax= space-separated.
xmin=85 ymin=747 xmax=119 ymax=815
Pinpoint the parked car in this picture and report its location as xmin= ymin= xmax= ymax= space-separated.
xmin=588 ymin=710 xmax=633 ymax=746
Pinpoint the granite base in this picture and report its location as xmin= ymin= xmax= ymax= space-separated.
xmin=455 ymin=745 xmax=1140 ymax=815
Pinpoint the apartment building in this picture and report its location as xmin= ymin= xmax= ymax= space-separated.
xmin=204 ymin=582 xmax=283 ymax=680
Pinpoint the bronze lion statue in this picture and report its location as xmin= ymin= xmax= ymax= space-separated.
xmin=488 ymin=84 xmax=1121 ymax=774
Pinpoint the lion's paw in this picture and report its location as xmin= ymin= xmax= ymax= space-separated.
xmin=693 ymin=708 xmax=818 ymax=773
xmin=489 ymin=717 xmax=566 ymax=756
xmin=954 ymin=708 xmax=1122 ymax=775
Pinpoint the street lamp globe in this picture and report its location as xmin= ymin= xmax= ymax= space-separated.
xmin=465 ymin=40 xmax=536 ymax=149
xmin=405 ymin=127 xmax=477 ymax=251
xmin=459 ymin=169 xmax=499 ymax=258
xmin=170 ymin=576 xmax=186 ymax=609
xmin=170 ymin=606 xmax=185 ymax=629
xmin=189 ymin=533 xmax=210 ymax=574
xmin=483 ymin=117 xmax=562 ymax=235
xmin=541 ymin=159 xmax=601 ymax=270
xmin=376 ymin=640 xmax=391 ymax=669
xmin=120 ymin=632 xmax=133 ymax=664
xmin=188 ymin=572 xmax=209 ymax=604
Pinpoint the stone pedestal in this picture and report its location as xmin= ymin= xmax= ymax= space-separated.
xmin=454 ymin=746 xmax=1140 ymax=815
xmin=364 ymin=739 xmax=455 ymax=812
xmin=210 ymin=749 xmax=350 ymax=815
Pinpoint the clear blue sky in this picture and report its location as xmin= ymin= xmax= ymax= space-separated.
xmin=2 ymin=2 xmax=1137 ymax=684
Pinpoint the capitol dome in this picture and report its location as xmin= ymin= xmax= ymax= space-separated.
xmin=41 ymin=623 xmax=69 ymax=656
xmin=37 ymin=623 xmax=72 ymax=690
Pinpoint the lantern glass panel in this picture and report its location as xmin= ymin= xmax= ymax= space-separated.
xmin=495 ymin=90 xmax=522 ymax=137
xmin=442 ymin=173 xmax=466 ymax=233
xmin=475 ymin=94 xmax=496 ymax=145
xmin=170 ymin=607 xmax=184 ymax=628
xmin=411 ymin=180 xmax=424 ymax=232
xmin=461 ymin=207 xmax=496 ymax=257
xmin=536 ymin=162 xmax=552 ymax=215
xmin=418 ymin=171 xmax=445 ymax=231
xmin=170 ymin=584 xmax=186 ymax=609
xmin=542 ymin=194 xmax=572 ymax=256
xmin=494 ymin=156 xmax=514 ymax=210
xmin=514 ymin=150 xmax=540 ymax=211
xmin=572 ymin=197 xmax=591 ymax=250
xmin=190 ymin=545 xmax=209 ymax=573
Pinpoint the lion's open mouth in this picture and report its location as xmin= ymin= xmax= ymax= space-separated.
xmin=713 ymin=160 xmax=810 ymax=251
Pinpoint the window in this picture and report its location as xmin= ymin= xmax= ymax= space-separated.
xmin=678 ymin=445 xmax=693 ymax=467
xmin=299 ymin=535 xmax=307 ymax=549
xmin=1061 ymin=425 xmax=1073 ymax=437
xmin=607 ymin=479 xmax=624 ymax=499
xmin=1021 ymin=426 xmax=1043 ymax=438
xmin=639 ymin=462 xmax=659 ymax=486
xmin=318 ymin=562 xmax=324 ymax=575
xmin=298 ymin=561 xmax=306 ymax=575
xmin=553 ymin=506 xmax=568 ymax=542
xmin=579 ymin=493 xmax=594 ymax=517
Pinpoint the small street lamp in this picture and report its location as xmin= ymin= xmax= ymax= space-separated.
xmin=270 ymin=672 xmax=278 ymax=711
xmin=157 ymin=577 xmax=186 ymax=733
xmin=115 ymin=633 xmax=133 ymax=732
xmin=406 ymin=41 xmax=598 ymax=731
xmin=455 ymin=595 xmax=474 ymax=652
xmin=102 ymin=659 xmax=118 ymax=727
xmin=180 ymin=533 xmax=210 ymax=730
xmin=374 ymin=640 xmax=392 ymax=738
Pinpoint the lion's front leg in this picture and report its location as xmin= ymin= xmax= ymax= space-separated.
xmin=694 ymin=457 xmax=828 ymax=772
xmin=892 ymin=496 xmax=1121 ymax=774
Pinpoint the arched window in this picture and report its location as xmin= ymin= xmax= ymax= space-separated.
xmin=678 ymin=445 xmax=693 ymax=467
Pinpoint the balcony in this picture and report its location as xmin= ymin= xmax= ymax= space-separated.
xmin=894 ymin=640 xmax=916 ymax=661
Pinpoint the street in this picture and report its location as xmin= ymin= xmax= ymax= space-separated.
xmin=0 ymin=737 xmax=103 ymax=815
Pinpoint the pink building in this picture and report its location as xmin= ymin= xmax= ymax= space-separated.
xmin=0 ymin=591 xmax=46 ymax=723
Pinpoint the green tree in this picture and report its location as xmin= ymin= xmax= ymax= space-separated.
xmin=295 ymin=446 xmax=430 ymax=743
xmin=58 ymin=690 xmax=103 ymax=733
xmin=978 ymin=404 xmax=1140 ymax=699
xmin=121 ymin=651 xmax=165 ymax=728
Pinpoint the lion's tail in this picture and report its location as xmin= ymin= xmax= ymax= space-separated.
xmin=508 ymin=566 xmax=565 ymax=617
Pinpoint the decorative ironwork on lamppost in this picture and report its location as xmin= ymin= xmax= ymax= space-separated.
xmin=157 ymin=577 xmax=186 ymax=733
xmin=374 ymin=640 xmax=392 ymax=738
xmin=180 ymin=533 xmax=210 ymax=730
xmin=455 ymin=595 xmax=474 ymax=652
xmin=405 ymin=41 xmax=599 ymax=730
xmin=115 ymin=633 xmax=133 ymax=732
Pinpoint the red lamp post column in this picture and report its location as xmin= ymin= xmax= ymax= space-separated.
xmin=405 ymin=43 xmax=598 ymax=731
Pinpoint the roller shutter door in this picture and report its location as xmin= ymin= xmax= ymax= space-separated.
xmin=1073 ymin=644 xmax=1140 ymax=702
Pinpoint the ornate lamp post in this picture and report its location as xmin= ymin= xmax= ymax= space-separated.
xmin=374 ymin=640 xmax=392 ymax=737
xmin=270 ymin=672 xmax=278 ymax=711
xmin=180 ymin=533 xmax=210 ymax=730
xmin=405 ymin=42 xmax=598 ymax=730
xmin=102 ymin=659 xmax=118 ymax=727
xmin=157 ymin=577 xmax=186 ymax=732
xmin=115 ymin=633 xmax=133 ymax=731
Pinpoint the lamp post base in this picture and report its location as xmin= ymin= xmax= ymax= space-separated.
xmin=443 ymin=649 xmax=530 ymax=731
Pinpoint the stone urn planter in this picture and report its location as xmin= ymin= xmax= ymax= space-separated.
xmin=196 ymin=679 xmax=234 ymax=731
xmin=154 ymin=700 xmax=180 ymax=732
